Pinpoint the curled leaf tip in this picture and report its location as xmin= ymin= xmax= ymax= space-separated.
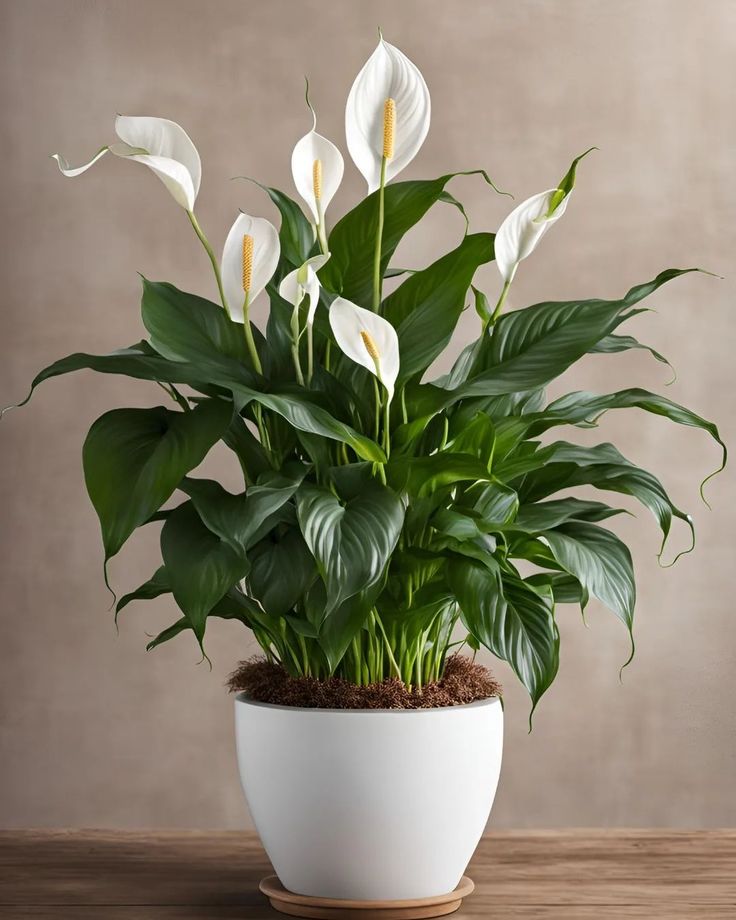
xmin=303 ymin=76 xmax=317 ymax=130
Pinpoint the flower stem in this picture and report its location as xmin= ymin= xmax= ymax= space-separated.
xmin=306 ymin=324 xmax=314 ymax=385
xmin=242 ymin=292 xmax=263 ymax=375
xmin=187 ymin=210 xmax=229 ymax=315
xmin=490 ymin=278 xmax=512 ymax=325
xmin=372 ymin=157 xmax=388 ymax=313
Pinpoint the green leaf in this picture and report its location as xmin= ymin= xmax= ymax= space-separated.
xmin=319 ymin=585 xmax=385 ymax=673
xmin=512 ymin=498 xmax=627 ymax=533
xmin=141 ymin=279 xmax=264 ymax=379
xmin=383 ymin=232 xmax=494 ymax=380
xmin=526 ymin=389 xmax=727 ymax=499
xmin=442 ymin=269 xmax=704 ymax=404
xmin=145 ymin=585 xmax=263 ymax=652
xmin=543 ymin=522 xmax=636 ymax=663
xmin=235 ymin=388 xmax=386 ymax=463
xmin=160 ymin=501 xmax=250 ymax=641
xmin=465 ymin=480 xmax=520 ymax=527
xmin=248 ymin=530 xmax=317 ymax=618
xmin=449 ymin=559 xmax=559 ymax=710
xmin=221 ymin=413 xmax=271 ymax=482
xmin=518 ymin=441 xmax=694 ymax=563
xmin=115 ymin=566 xmax=171 ymax=619
xmin=590 ymin=334 xmax=674 ymax=381
xmin=296 ymin=482 xmax=404 ymax=612
xmin=180 ymin=465 xmax=306 ymax=554
xmin=321 ymin=172 xmax=502 ymax=306
xmin=0 ymin=342 xmax=213 ymax=419
xmin=83 ymin=399 xmax=232 ymax=561
xmin=388 ymin=452 xmax=492 ymax=498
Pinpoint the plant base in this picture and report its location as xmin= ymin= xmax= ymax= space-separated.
xmin=259 ymin=875 xmax=475 ymax=919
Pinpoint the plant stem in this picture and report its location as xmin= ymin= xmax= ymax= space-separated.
xmin=306 ymin=324 xmax=314 ymax=385
xmin=372 ymin=377 xmax=381 ymax=442
xmin=490 ymin=278 xmax=512 ymax=325
xmin=372 ymin=157 xmax=388 ymax=313
xmin=383 ymin=394 xmax=391 ymax=458
xmin=187 ymin=210 xmax=228 ymax=314
xmin=242 ymin=292 xmax=263 ymax=375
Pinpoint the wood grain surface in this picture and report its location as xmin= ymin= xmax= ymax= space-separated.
xmin=0 ymin=830 xmax=734 ymax=919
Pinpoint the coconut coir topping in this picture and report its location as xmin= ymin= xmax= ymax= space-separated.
xmin=227 ymin=654 xmax=501 ymax=710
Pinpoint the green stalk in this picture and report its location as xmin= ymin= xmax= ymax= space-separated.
xmin=187 ymin=210 xmax=229 ymax=314
xmin=290 ymin=306 xmax=305 ymax=386
xmin=490 ymin=277 xmax=512 ymax=325
xmin=241 ymin=292 xmax=263 ymax=375
xmin=372 ymin=157 xmax=388 ymax=313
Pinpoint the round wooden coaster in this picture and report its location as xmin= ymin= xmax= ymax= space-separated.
xmin=259 ymin=875 xmax=474 ymax=920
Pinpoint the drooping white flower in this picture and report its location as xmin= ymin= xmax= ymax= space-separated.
xmin=494 ymin=149 xmax=595 ymax=284
xmin=52 ymin=115 xmax=201 ymax=210
xmin=346 ymin=37 xmax=430 ymax=193
xmin=292 ymin=106 xmax=343 ymax=228
xmin=279 ymin=254 xmax=331 ymax=326
xmin=329 ymin=297 xmax=399 ymax=401
xmin=221 ymin=213 xmax=280 ymax=323
xmin=494 ymin=190 xmax=570 ymax=284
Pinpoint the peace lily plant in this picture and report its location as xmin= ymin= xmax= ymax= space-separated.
xmin=8 ymin=35 xmax=725 ymax=718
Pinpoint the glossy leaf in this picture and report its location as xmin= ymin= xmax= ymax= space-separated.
xmin=320 ymin=172 xmax=498 ymax=306
xmin=83 ymin=399 xmax=232 ymax=561
xmin=385 ymin=233 xmax=494 ymax=381
xmin=449 ymin=559 xmax=559 ymax=709
xmin=296 ymin=482 xmax=404 ymax=612
xmin=543 ymin=522 xmax=635 ymax=659
xmin=160 ymin=501 xmax=250 ymax=641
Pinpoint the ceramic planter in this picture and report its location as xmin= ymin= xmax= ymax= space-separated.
xmin=235 ymin=695 xmax=503 ymax=901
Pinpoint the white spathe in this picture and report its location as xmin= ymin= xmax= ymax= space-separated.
xmin=52 ymin=115 xmax=202 ymax=211
xmin=346 ymin=37 xmax=431 ymax=193
xmin=278 ymin=254 xmax=331 ymax=326
xmin=235 ymin=696 xmax=503 ymax=900
xmin=292 ymin=112 xmax=344 ymax=224
xmin=221 ymin=213 xmax=280 ymax=323
xmin=329 ymin=297 xmax=399 ymax=401
xmin=494 ymin=189 xmax=571 ymax=283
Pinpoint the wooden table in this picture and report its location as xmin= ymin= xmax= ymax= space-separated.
xmin=0 ymin=830 xmax=734 ymax=918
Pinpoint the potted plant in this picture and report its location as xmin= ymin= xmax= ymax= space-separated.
xmin=4 ymin=32 xmax=724 ymax=919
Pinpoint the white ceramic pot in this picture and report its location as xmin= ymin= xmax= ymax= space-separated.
xmin=235 ymin=696 xmax=503 ymax=901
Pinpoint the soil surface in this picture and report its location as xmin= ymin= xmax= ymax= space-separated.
xmin=227 ymin=654 xmax=501 ymax=709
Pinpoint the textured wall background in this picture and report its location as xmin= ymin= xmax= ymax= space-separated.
xmin=1 ymin=0 xmax=734 ymax=829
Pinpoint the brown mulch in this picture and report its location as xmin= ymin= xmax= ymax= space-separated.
xmin=227 ymin=654 xmax=501 ymax=709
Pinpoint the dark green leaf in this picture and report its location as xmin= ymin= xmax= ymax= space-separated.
xmin=449 ymin=559 xmax=559 ymax=710
xmin=115 ymin=566 xmax=171 ymax=618
xmin=248 ymin=530 xmax=317 ymax=618
xmin=543 ymin=522 xmax=636 ymax=662
xmin=160 ymin=501 xmax=250 ymax=641
xmin=296 ymin=482 xmax=404 ymax=611
xmin=83 ymin=399 xmax=232 ymax=561
xmin=383 ymin=232 xmax=494 ymax=380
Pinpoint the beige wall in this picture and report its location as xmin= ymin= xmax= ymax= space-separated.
xmin=1 ymin=0 xmax=734 ymax=829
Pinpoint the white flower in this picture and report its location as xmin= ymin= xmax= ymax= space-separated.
xmin=495 ymin=149 xmax=595 ymax=283
xmin=279 ymin=254 xmax=331 ymax=327
xmin=346 ymin=37 xmax=430 ymax=193
xmin=52 ymin=115 xmax=201 ymax=211
xmin=221 ymin=213 xmax=280 ymax=323
xmin=494 ymin=189 xmax=570 ymax=284
xmin=329 ymin=297 xmax=399 ymax=401
xmin=292 ymin=108 xmax=343 ymax=227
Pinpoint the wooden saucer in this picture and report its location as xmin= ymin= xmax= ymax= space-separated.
xmin=259 ymin=875 xmax=474 ymax=919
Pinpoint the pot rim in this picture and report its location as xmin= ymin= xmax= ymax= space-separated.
xmin=234 ymin=692 xmax=501 ymax=715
